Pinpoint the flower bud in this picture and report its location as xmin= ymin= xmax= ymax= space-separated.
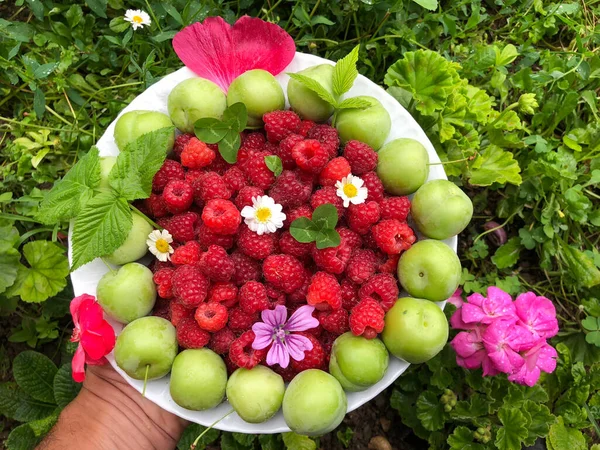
xmin=518 ymin=93 xmax=538 ymax=115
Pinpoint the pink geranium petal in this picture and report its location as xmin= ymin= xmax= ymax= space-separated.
xmin=515 ymin=293 xmax=559 ymax=339
xmin=72 ymin=345 xmax=86 ymax=383
xmin=447 ymin=288 xmax=464 ymax=308
xmin=285 ymin=305 xmax=319 ymax=332
xmin=96 ymin=320 xmax=116 ymax=353
xmin=450 ymin=331 xmax=482 ymax=359
xmin=461 ymin=303 xmax=486 ymax=324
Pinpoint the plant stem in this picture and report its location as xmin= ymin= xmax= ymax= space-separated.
xmin=100 ymin=257 xmax=117 ymax=275
xmin=428 ymin=156 xmax=473 ymax=166
xmin=129 ymin=204 xmax=161 ymax=229
xmin=143 ymin=0 xmax=162 ymax=32
xmin=142 ymin=365 xmax=149 ymax=397
xmin=191 ymin=410 xmax=235 ymax=449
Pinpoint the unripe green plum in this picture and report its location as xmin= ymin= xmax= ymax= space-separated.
xmin=105 ymin=213 xmax=153 ymax=265
xmin=226 ymin=365 xmax=285 ymax=423
xmin=329 ymin=332 xmax=389 ymax=391
xmin=335 ymin=96 xmax=391 ymax=150
xmin=288 ymin=64 xmax=335 ymax=122
xmin=99 ymin=156 xmax=116 ymax=189
xmin=227 ymin=70 xmax=285 ymax=127
xmin=282 ymin=369 xmax=347 ymax=436
xmin=115 ymin=317 xmax=177 ymax=380
xmin=377 ymin=138 xmax=429 ymax=195
xmin=97 ymin=262 xmax=156 ymax=323
xmin=113 ymin=110 xmax=175 ymax=152
xmin=411 ymin=180 xmax=473 ymax=240
xmin=170 ymin=349 xmax=227 ymax=411
xmin=167 ymin=78 xmax=227 ymax=133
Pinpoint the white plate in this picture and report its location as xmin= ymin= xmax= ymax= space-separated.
xmin=69 ymin=52 xmax=456 ymax=434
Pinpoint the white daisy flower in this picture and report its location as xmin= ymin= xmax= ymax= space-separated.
xmin=124 ymin=9 xmax=151 ymax=30
xmin=146 ymin=229 xmax=174 ymax=262
xmin=241 ymin=195 xmax=286 ymax=235
xmin=336 ymin=174 xmax=368 ymax=208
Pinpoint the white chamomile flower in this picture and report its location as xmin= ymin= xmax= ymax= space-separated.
xmin=146 ymin=229 xmax=174 ymax=262
xmin=240 ymin=195 xmax=286 ymax=235
xmin=336 ymin=174 xmax=368 ymax=208
xmin=124 ymin=9 xmax=151 ymax=30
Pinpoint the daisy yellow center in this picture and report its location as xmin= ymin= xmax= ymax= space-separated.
xmin=343 ymin=184 xmax=358 ymax=198
xmin=132 ymin=15 xmax=144 ymax=23
xmin=255 ymin=207 xmax=272 ymax=223
xmin=155 ymin=238 xmax=170 ymax=253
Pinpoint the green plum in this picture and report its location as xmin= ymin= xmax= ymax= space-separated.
xmin=329 ymin=332 xmax=389 ymax=391
xmin=287 ymin=64 xmax=335 ymax=122
xmin=227 ymin=69 xmax=285 ymax=127
xmin=114 ymin=316 xmax=177 ymax=380
xmin=282 ymin=369 xmax=347 ymax=436
xmin=335 ymin=96 xmax=391 ymax=150
xmin=411 ymin=179 xmax=473 ymax=240
xmin=105 ymin=213 xmax=153 ymax=265
xmin=377 ymin=138 xmax=429 ymax=195
xmin=167 ymin=77 xmax=227 ymax=133
xmin=170 ymin=349 xmax=227 ymax=411
xmin=397 ymin=240 xmax=461 ymax=302
xmin=226 ymin=365 xmax=285 ymax=423
xmin=97 ymin=262 xmax=156 ymax=323
xmin=382 ymin=297 xmax=448 ymax=364
xmin=113 ymin=110 xmax=175 ymax=152
xmin=99 ymin=156 xmax=116 ymax=189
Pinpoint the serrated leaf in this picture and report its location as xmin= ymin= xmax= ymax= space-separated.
xmin=312 ymin=203 xmax=338 ymax=230
xmin=71 ymin=192 xmax=132 ymax=271
xmin=416 ymin=391 xmax=446 ymax=431
xmin=411 ymin=0 xmax=438 ymax=10
xmin=221 ymin=433 xmax=251 ymax=450
xmin=13 ymin=351 xmax=57 ymax=404
xmin=336 ymin=97 xmax=373 ymax=110
xmin=0 ymin=246 xmax=20 ymax=294
xmin=233 ymin=433 xmax=256 ymax=446
xmin=522 ymin=401 xmax=554 ymax=446
xmin=0 ymin=383 xmax=56 ymax=422
xmin=315 ymin=228 xmax=341 ymax=249
xmin=495 ymin=408 xmax=528 ymax=450
xmin=258 ymin=434 xmax=282 ymax=450
xmin=332 ymin=45 xmax=359 ymax=97
xmin=265 ymin=155 xmax=283 ymax=176
xmin=53 ymin=364 xmax=81 ymax=408
xmin=194 ymin=117 xmax=230 ymax=144
xmin=281 ymin=432 xmax=316 ymax=450
xmin=447 ymin=426 xmax=485 ymax=450
xmin=290 ymin=217 xmax=320 ymax=243
xmin=223 ymin=102 xmax=248 ymax=132
xmin=560 ymin=243 xmax=600 ymax=288
xmin=469 ymin=145 xmax=522 ymax=186
xmin=491 ymin=237 xmax=521 ymax=269
xmin=5 ymin=423 xmax=42 ymax=450
xmin=547 ymin=417 xmax=586 ymax=450
xmin=287 ymin=73 xmax=337 ymax=106
xmin=177 ymin=424 xmax=219 ymax=450
xmin=218 ymin=130 xmax=242 ymax=164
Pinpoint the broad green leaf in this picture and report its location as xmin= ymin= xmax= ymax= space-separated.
xmin=218 ymin=130 xmax=242 ymax=164
xmin=469 ymin=145 xmax=522 ymax=186
xmin=560 ymin=243 xmax=600 ymax=288
xmin=221 ymin=433 xmax=251 ymax=450
xmin=332 ymin=45 xmax=360 ymax=97
xmin=13 ymin=351 xmax=57 ymax=404
xmin=491 ymin=237 xmax=521 ymax=269
xmin=281 ymin=432 xmax=316 ymax=450
xmin=162 ymin=3 xmax=183 ymax=25
xmin=233 ymin=433 xmax=256 ymax=446
xmin=71 ymin=192 xmax=132 ymax=271
xmin=25 ymin=0 xmax=44 ymax=20
xmin=53 ymin=364 xmax=81 ymax=408
xmin=522 ymin=401 xmax=554 ymax=446
xmin=0 ymin=245 xmax=20 ymax=294
xmin=33 ymin=87 xmax=45 ymax=117
xmin=582 ymin=316 xmax=600 ymax=332
xmin=33 ymin=62 xmax=58 ymax=80
xmin=416 ymin=391 xmax=446 ymax=431
xmin=495 ymin=408 xmax=528 ymax=450
xmin=496 ymin=44 xmax=519 ymax=67
xmin=223 ymin=102 xmax=248 ymax=132
xmin=85 ymin=0 xmax=108 ymax=18
xmin=451 ymin=395 xmax=488 ymax=419
xmin=194 ymin=118 xmax=230 ymax=144
xmin=447 ymin=426 xmax=485 ymax=450
xmin=336 ymin=97 xmax=373 ymax=110
xmin=464 ymin=86 xmax=493 ymax=123
xmin=29 ymin=412 xmax=59 ymax=437
xmin=315 ymin=228 xmax=341 ymax=249
xmin=0 ymin=383 xmax=56 ymax=422
xmin=312 ymin=204 xmax=338 ymax=230
xmin=258 ymin=434 xmax=282 ymax=450
xmin=290 ymin=217 xmax=320 ymax=243
xmin=287 ymin=73 xmax=337 ymax=106
xmin=176 ymin=424 xmax=219 ymax=450
xmin=411 ymin=0 xmax=438 ymax=10
xmin=5 ymin=423 xmax=42 ymax=450
xmin=547 ymin=417 xmax=586 ymax=450
xmin=265 ymin=155 xmax=283 ymax=176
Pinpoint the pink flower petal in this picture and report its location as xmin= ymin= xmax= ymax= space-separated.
xmin=285 ymin=305 xmax=319 ymax=332
xmin=261 ymin=305 xmax=287 ymax=328
xmin=515 ymin=292 xmax=559 ymax=339
xmin=461 ymin=303 xmax=486 ymax=324
xmin=72 ymin=345 xmax=86 ymax=383
xmin=465 ymin=292 xmax=485 ymax=306
xmin=267 ymin=340 xmax=289 ymax=368
xmin=450 ymin=309 xmax=478 ymax=330
xmin=84 ymin=356 xmax=108 ymax=366
xmin=482 ymin=287 xmax=515 ymax=319
xmin=252 ymin=323 xmax=275 ymax=350
xmin=286 ymin=334 xmax=313 ymax=361
xmin=78 ymin=298 xmax=105 ymax=331
xmin=80 ymin=321 xmax=115 ymax=361
xmin=450 ymin=331 xmax=482 ymax=359
xmin=535 ymin=343 xmax=558 ymax=373
xmin=447 ymin=289 xmax=464 ymax=308
xmin=70 ymin=294 xmax=95 ymax=328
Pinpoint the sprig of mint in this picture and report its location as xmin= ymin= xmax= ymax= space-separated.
xmin=194 ymin=102 xmax=247 ymax=164
xmin=290 ymin=204 xmax=341 ymax=249
xmin=264 ymin=155 xmax=283 ymax=176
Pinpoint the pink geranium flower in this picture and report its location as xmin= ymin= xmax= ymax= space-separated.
xmin=482 ymin=319 xmax=534 ymax=374
xmin=508 ymin=340 xmax=558 ymax=387
xmin=461 ymin=287 xmax=516 ymax=325
xmin=514 ymin=292 xmax=559 ymax=340
xmin=451 ymin=328 xmax=499 ymax=376
xmin=70 ymin=294 xmax=116 ymax=382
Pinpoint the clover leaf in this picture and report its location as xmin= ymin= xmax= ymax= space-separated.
xmin=194 ymin=102 xmax=247 ymax=164
xmin=264 ymin=155 xmax=283 ymax=176
xmin=290 ymin=204 xmax=341 ymax=249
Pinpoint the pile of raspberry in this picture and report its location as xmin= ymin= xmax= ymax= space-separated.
xmin=140 ymin=110 xmax=417 ymax=382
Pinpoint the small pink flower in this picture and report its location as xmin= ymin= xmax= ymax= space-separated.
xmin=482 ymin=319 xmax=534 ymax=374
xmin=447 ymin=289 xmax=464 ymax=308
xmin=461 ymin=287 xmax=516 ymax=325
xmin=514 ymin=292 xmax=559 ymax=340
xmin=451 ymin=328 xmax=499 ymax=376
xmin=508 ymin=340 xmax=558 ymax=387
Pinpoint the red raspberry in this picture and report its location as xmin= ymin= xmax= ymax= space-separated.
xmin=287 ymin=268 xmax=312 ymax=303
xmin=362 ymin=172 xmax=384 ymax=202
xmin=172 ymin=265 xmax=209 ymax=307
xmin=296 ymin=120 xmax=315 ymax=137
xmin=195 ymin=302 xmax=228 ymax=332
xmin=264 ymin=110 xmax=301 ymax=143
xmin=163 ymin=180 xmax=193 ymax=214
xmin=181 ymin=138 xmax=216 ymax=169
xmin=310 ymin=186 xmax=345 ymax=219
xmin=230 ymin=251 xmax=261 ymax=286
xmin=173 ymin=133 xmax=194 ymax=159
xmin=372 ymin=219 xmax=417 ymax=255
xmin=277 ymin=133 xmax=304 ymax=169
xmin=346 ymin=249 xmax=379 ymax=284
xmin=162 ymin=212 xmax=199 ymax=242
xmin=144 ymin=193 xmax=169 ymax=218
xmin=234 ymin=186 xmax=264 ymax=210
xmin=176 ymin=317 xmax=211 ymax=349
xmin=284 ymin=204 xmax=312 ymax=228
xmin=306 ymin=272 xmax=342 ymax=311
xmin=243 ymin=151 xmax=276 ymax=189
xmin=350 ymin=299 xmax=385 ymax=339
xmin=208 ymin=282 xmax=238 ymax=308
xmin=279 ymin=231 xmax=311 ymax=259
xmin=347 ymin=201 xmax=381 ymax=235
xmin=362 ymin=231 xmax=379 ymax=250
xmin=152 ymin=159 xmax=184 ymax=193
xmin=290 ymin=332 xmax=326 ymax=372
xmin=379 ymin=196 xmax=411 ymax=222
xmin=223 ymin=167 xmax=247 ymax=192
xmin=312 ymin=241 xmax=352 ymax=274
xmin=239 ymin=281 xmax=269 ymax=314
xmin=343 ymin=140 xmax=378 ymax=175
xmin=237 ymin=225 xmax=278 ymax=260
xmin=318 ymin=309 xmax=349 ymax=335
xmin=263 ymin=254 xmax=305 ymax=293
xmin=170 ymin=302 xmax=194 ymax=326
xmin=151 ymin=259 xmax=172 ymax=273
xmin=185 ymin=169 xmax=206 ymax=185
xmin=242 ymin=132 xmax=266 ymax=151
xmin=359 ymin=273 xmax=399 ymax=312
xmin=378 ymin=254 xmax=400 ymax=274
xmin=307 ymin=124 xmax=339 ymax=158
xmin=198 ymin=245 xmax=235 ymax=281
xmin=153 ymin=268 xmax=174 ymax=299
xmin=197 ymin=224 xmax=235 ymax=250
xmin=291 ymin=140 xmax=329 ymax=173
xmin=237 ymin=145 xmax=261 ymax=167
xmin=193 ymin=171 xmax=232 ymax=204
xmin=230 ymin=331 xmax=266 ymax=369
xmin=170 ymin=240 xmax=201 ymax=265
xmin=341 ymin=278 xmax=360 ymax=310
xmin=152 ymin=298 xmax=170 ymax=321
xmin=209 ymin=327 xmax=236 ymax=354
xmin=201 ymin=199 xmax=241 ymax=235
xmin=265 ymin=285 xmax=286 ymax=309
xmin=319 ymin=157 xmax=351 ymax=186
xmin=228 ymin=307 xmax=258 ymax=332
xmin=272 ymin=363 xmax=299 ymax=382
xmin=337 ymin=227 xmax=362 ymax=250
xmin=206 ymin=150 xmax=229 ymax=174
xmin=269 ymin=170 xmax=312 ymax=208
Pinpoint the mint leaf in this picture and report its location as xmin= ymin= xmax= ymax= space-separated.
xmin=281 ymin=432 xmax=316 ymax=450
xmin=332 ymin=45 xmax=359 ymax=97
xmin=312 ymin=203 xmax=338 ymax=229
xmin=218 ymin=130 xmax=242 ymax=164
xmin=13 ymin=351 xmax=57 ymax=404
xmin=491 ymin=237 xmax=521 ymax=269
xmin=194 ymin=118 xmax=229 ymax=144
xmin=265 ymin=155 xmax=283 ymax=176
xmin=223 ymin=102 xmax=248 ymax=132
xmin=71 ymin=192 xmax=132 ymax=271
xmin=287 ymin=72 xmax=337 ymax=106
xmin=290 ymin=217 xmax=320 ymax=243
xmin=53 ymin=364 xmax=81 ymax=408
xmin=495 ymin=407 xmax=528 ymax=450
xmin=337 ymin=97 xmax=372 ymax=110
xmin=315 ymin=228 xmax=341 ymax=249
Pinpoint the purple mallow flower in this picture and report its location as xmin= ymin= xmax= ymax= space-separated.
xmin=252 ymin=305 xmax=318 ymax=369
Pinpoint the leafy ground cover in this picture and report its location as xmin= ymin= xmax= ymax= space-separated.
xmin=1 ymin=0 xmax=599 ymax=449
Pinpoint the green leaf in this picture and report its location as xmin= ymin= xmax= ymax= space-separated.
xmin=25 ymin=0 xmax=44 ymax=20
xmin=71 ymin=192 xmax=132 ymax=271
xmin=287 ymin=73 xmax=337 ymax=106
xmin=547 ymin=417 xmax=586 ymax=450
xmin=5 ymin=423 xmax=42 ymax=450
xmin=491 ymin=237 xmax=521 ymax=269
xmin=416 ymin=391 xmax=446 ymax=431
xmin=582 ymin=316 xmax=600 ymax=332
xmin=336 ymin=97 xmax=373 ymax=110
xmin=0 ymin=383 xmax=56 ymax=422
xmin=33 ymin=62 xmax=58 ymax=80
xmin=332 ymin=45 xmax=360 ymax=97
xmin=522 ymin=401 xmax=554 ymax=446
xmin=85 ymin=0 xmax=107 ymax=18
xmin=451 ymin=395 xmax=488 ymax=419
xmin=411 ymin=0 xmax=438 ymax=10
xmin=315 ymin=228 xmax=341 ymax=249
xmin=447 ymin=426 xmax=485 ymax=450
xmin=265 ymin=155 xmax=283 ymax=176
xmin=29 ymin=412 xmax=59 ymax=437
xmin=468 ymin=145 xmax=522 ymax=186
xmin=495 ymin=407 xmax=528 ymax=450
xmin=33 ymin=87 xmax=45 ymax=117
xmin=290 ymin=217 xmax=320 ymax=243
xmin=233 ymin=433 xmax=256 ymax=446
xmin=560 ymin=243 xmax=600 ymax=288
xmin=13 ymin=351 xmax=57 ymax=404
xmin=223 ymin=102 xmax=248 ymax=132
xmin=0 ymin=227 xmax=21 ymax=294
xmin=221 ymin=433 xmax=252 ymax=450
xmin=218 ymin=130 xmax=242 ymax=164
xmin=496 ymin=44 xmax=519 ymax=66
xmin=258 ymin=434 xmax=282 ymax=450
xmin=177 ymin=424 xmax=219 ymax=450
xmin=281 ymin=432 xmax=316 ymax=450
xmin=194 ymin=118 xmax=230 ymax=144
xmin=53 ymin=364 xmax=81 ymax=408
xmin=312 ymin=203 xmax=339 ymax=229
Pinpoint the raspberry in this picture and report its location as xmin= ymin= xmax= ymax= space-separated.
xmin=263 ymin=254 xmax=306 ymax=293
xmin=170 ymin=240 xmax=201 ymax=265
xmin=223 ymin=167 xmax=247 ymax=192
xmin=310 ymin=186 xmax=345 ymax=219
xmin=341 ymin=278 xmax=360 ymax=310
xmin=201 ymin=199 xmax=241 ymax=235
xmin=172 ymin=265 xmax=209 ymax=307
xmin=173 ymin=133 xmax=194 ymax=159
xmin=206 ymin=150 xmax=229 ymax=174
xmin=208 ymin=282 xmax=238 ymax=308
xmin=306 ymin=272 xmax=342 ymax=311
xmin=195 ymin=302 xmax=228 ymax=332
xmin=230 ymin=331 xmax=266 ymax=369
xmin=307 ymin=124 xmax=339 ymax=158
xmin=296 ymin=120 xmax=315 ymax=137
xmin=239 ymin=281 xmax=269 ymax=314
xmin=243 ymin=151 xmax=276 ymax=189
xmin=152 ymin=159 xmax=184 ymax=193
xmin=193 ymin=171 xmax=232 ymax=204
xmin=198 ymin=245 xmax=235 ymax=281
xmin=378 ymin=254 xmax=400 ymax=274
xmin=181 ymin=137 xmax=216 ymax=169
xmin=153 ymin=268 xmax=174 ymax=299
xmin=237 ymin=145 xmax=261 ymax=167
xmin=152 ymin=298 xmax=170 ymax=321
xmin=272 ymin=363 xmax=299 ymax=382
xmin=170 ymin=302 xmax=194 ymax=326
xmin=343 ymin=140 xmax=378 ymax=175
xmin=185 ymin=169 xmax=206 ymax=185
xmin=362 ymin=231 xmax=379 ymax=250
xmin=277 ymin=133 xmax=304 ymax=169
xmin=287 ymin=268 xmax=312 ymax=303
xmin=228 ymin=307 xmax=258 ymax=332
xmin=242 ymin=132 xmax=266 ymax=151
xmin=318 ymin=309 xmax=349 ymax=335
xmin=144 ymin=193 xmax=169 ymax=218
xmin=372 ymin=219 xmax=417 ymax=255
xmin=176 ymin=317 xmax=211 ymax=349
xmin=359 ymin=273 xmax=399 ymax=312
xmin=151 ymin=260 xmax=173 ymax=273
xmin=237 ymin=225 xmax=278 ymax=260
xmin=284 ymin=204 xmax=312 ymax=228
xmin=291 ymin=139 xmax=328 ymax=173
xmin=230 ymin=251 xmax=261 ymax=286
xmin=268 ymin=170 xmax=312 ymax=208
xmin=346 ymin=249 xmax=379 ymax=284
xmin=350 ymin=299 xmax=385 ymax=339
xmin=312 ymin=241 xmax=352 ymax=274
xmin=362 ymin=172 xmax=384 ymax=202
xmin=162 ymin=179 xmax=193 ymax=214
xmin=319 ymin=157 xmax=351 ymax=186
xmin=209 ymin=327 xmax=236 ymax=354
xmin=162 ymin=212 xmax=199 ymax=242
xmin=264 ymin=110 xmax=301 ymax=143
xmin=337 ymin=227 xmax=362 ymax=250
xmin=290 ymin=332 xmax=326 ymax=372
xmin=265 ymin=285 xmax=286 ymax=309
xmin=279 ymin=231 xmax=311 ymax=259
xmin=379 ymin=196 xmax=411 ymax=222
xmin=347 ymin=201 xmax=381 ymax=235
xmin=197 ymin=224 xmax=235 ymax=250
xmin=234 ymin=186 xmax=264 ymax=210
